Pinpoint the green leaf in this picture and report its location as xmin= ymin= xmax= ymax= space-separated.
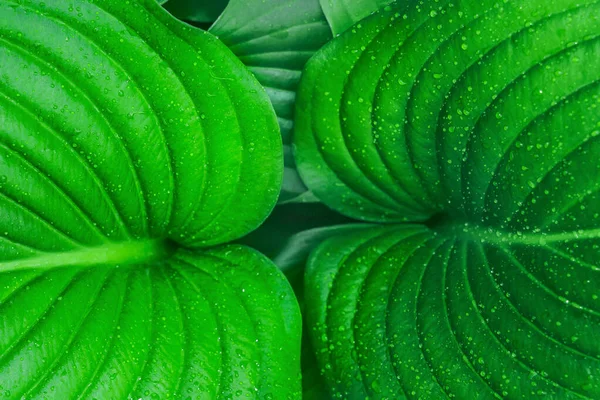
xmin=0 ymin=0 xmax=300 ymax=397
xmin=296 ymin=0 xmax=600 ymax=223
xmin=276 ymin=224 xmax=370 ymax=400
xmin=296 ymin=0 xmax=600 ymax=397
xmin=306 ymin=225 xmax=600 ymax=398
xmin=163 ymin=0 xmax=229 ymax=24
xmin=240 ymin=203 xmax=353 ymax=277
xmin=239 ymin=204 xmax=357 ymax=400
xmin=0 ymin=245 xmax=300 ymax=399
xmin=210 ymin=0 xmax=332 ymax=202
xmin=1 ymin=0 xmax=282 ymax=248
xmin=319 ymin=0 xmax=397 ymax=35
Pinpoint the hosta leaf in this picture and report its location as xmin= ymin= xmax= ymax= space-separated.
xmin=1 ymin=0 xmax=282 ymax=247
xmin=319 ymin=0 xmax=396 ymax=35
xmin=306 ymin=225 xmax=600 ymax=399
xmin=296 ymin=0 xmax=600 ymax=397
xmin=0 ymin=245 xmax=300 ymax=399
xmin=295 ymin=0 xmax=600 ymax=224
xmin=240 ymin=203 xmax=353 ymax=283
xmin=0 ymin=0 xmax=299 ymax=397
xmin=210 ymin=0 xmax=332 ymax=202
xmin=163 ymin=0 xmax=229 ymax=24
xmin=239 ymin=204 xmax=356 ymax=400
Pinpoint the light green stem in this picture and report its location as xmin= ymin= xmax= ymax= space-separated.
xmin=457 ymin=224 xmax=600 ymax=246
xmin=0 ymin=240 xmax=173 ymax=274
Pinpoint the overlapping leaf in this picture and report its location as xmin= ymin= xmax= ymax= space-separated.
xmin=0 ymin=246 xmax=300 ymax=399
xmin=306 ymin=224 xmax=600 ymax=398
xmin=239 ymin=202 xmax=356 ymax=399
xmin=163 ymin=0 xmax=229 ymax=24
xmin=319 ymin=0 xmax=396 ymax=35
xmin=210 ymin=0 xmax=332 ymax=202
xmin=0 ymin=0 xmax=300 ymax=397
xmin=295 ymin=0 xmax=600 ymax=398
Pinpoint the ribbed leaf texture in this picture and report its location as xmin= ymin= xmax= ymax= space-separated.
xmin=211 ymin=0 xmax=332 ymax=202
xmin=0 ymin=0 xmax=301 ymax=398
xmin=295 ymin=0 xmax=600 ymax=398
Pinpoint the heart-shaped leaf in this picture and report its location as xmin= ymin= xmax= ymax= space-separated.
xmin=210 ymin=0 xmax=332 ymax=202
xmin=0 ymin=0 xmax=300 ymax=397
xmin=0 ymin=245 xmax=300 ymax=398
xmin=306 ymin=224 xmax=600 ymax=398
xmin=296 ymin=0 xmax=600 ymax=397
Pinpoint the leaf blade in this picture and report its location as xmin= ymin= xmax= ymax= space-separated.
xmin=210 ymin=0 xmax=332 ymax=202
xmin=319 ymin=0 xmax=397 ymax=35
xmin=298 ymin=0 xmax=600 ymax=397
xmin=1 ymin=0 xmax=282 ymax=248
xmin=306 ymin=226 xmax=600 ymax=398
xmin=0 ymin=246 xmax=300 ymax=399
xmin=0 ymin=0 xmax=299 ymax=397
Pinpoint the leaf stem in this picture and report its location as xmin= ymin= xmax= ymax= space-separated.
xmin=0 ymin=239 xmax=175 ymax=274
xmin=455 ymin=224 xmax=600 ymax=246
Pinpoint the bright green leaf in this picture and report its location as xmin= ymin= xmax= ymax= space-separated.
xmin=306 ymin=224 xmax=600 ymax=398
xmin=297 ymin=0 xmax=600 ymax=397
xmin=1 ymin=0 xmax=282 ymax=248
xmin=210 ymin=0 xmax=332 ymax=202
xmin=0 ymin=245 xmax=300 ymax=399
xmin=0 ymin=0 xmax=300 ymax=397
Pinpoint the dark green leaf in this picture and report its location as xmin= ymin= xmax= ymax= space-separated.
xmin=0 ymin=0 xmax=300 ymax=397
xmin=296 ymin=0 xmax=600 ymax=397
xmin=319 ymin=0 xmax=396 ymax=35
xmin=273 ymin=224 xmax=372 ymax=274
xmin=210 ymin=0 xmax=332 ymax=202
xmin=295 ymin=0 xmax=600 ymax=224
xmin=240 ymin=203 xmax=353 ymax=277
xmin=163 ymin=0 xmax=229 ymax=24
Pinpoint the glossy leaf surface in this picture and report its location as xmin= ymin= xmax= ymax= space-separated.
xmin=211 ymin=0 xmax=332 ymax=202
xmin=296 ymin=0 xmax=600 ymax=397
xmin=0 ymin=245 xmax=300 ymax=399
xmin=0 ymin=0 xmax=299 ymax=397
xmin=307 ymin=225 xmax=600 ymax=399
xmin=319 ymin=0 xmax=396 ymax=35
xmin=163 ymin=0 xmax=229 ymax=24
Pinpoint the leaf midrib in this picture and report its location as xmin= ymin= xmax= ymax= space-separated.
xmin=0 ymin=240 xmax=174 ymax=273
xmin=453 ymin=224 xmax=600 ymax=246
